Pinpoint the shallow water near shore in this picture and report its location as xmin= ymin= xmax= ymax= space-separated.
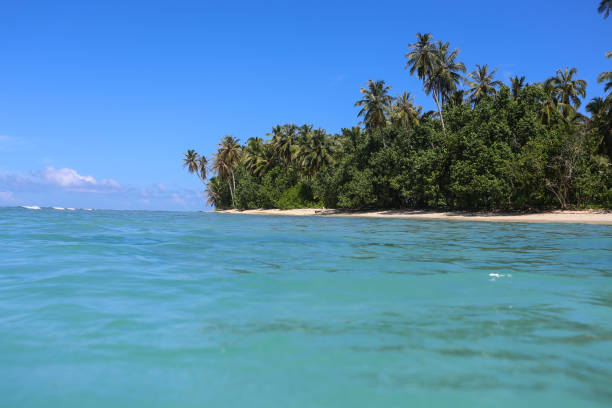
xmin=1 ymin=207 xmax=611 ymax=407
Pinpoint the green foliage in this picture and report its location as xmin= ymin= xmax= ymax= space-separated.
xmin=188 ymin=31 xmax=611 ymax=212
xmin=276 ymin=183 xmax=323 ymax=210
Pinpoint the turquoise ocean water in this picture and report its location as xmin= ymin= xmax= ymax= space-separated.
xmin=1 ymin=207 xmax=611 ymax=407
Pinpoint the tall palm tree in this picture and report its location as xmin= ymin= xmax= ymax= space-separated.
xmin=545 ymin=67 xmax=587 ymax=117
xmin=212 ymin=136 xmax=241 ymax=208
xmin=599 ymin=0 xmax=612 ymax=18
xmin=466 ymin=64 xmax=503 ymax=104
xmin=404 ymin=32 xmax=437 ymax=79
xmin=183 ymin=149 xmax=207 ymax=183
xmin=510 ymin=76 xmax=526 ymax=100
xmin=406 ymin=34 xmax=465 ymax=139
xmin=354 ymin=80 xmax=393 ymax=143
xmin=423 ymin=41 xmax=466 ymax=138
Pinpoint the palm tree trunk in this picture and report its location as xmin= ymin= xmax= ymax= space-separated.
xmin=227 ymin=179 xmax=236 ymax=208
xmin=432 ymin=91 xmax=447 ymax=142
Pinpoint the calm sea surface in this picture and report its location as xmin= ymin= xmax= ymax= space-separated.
xmin=1 ymin=207 xmax=611 ymax=407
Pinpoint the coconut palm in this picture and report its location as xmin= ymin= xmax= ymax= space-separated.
xmin=355 ymin=80 xmax=393 ymax=140
xmin=598 ymin=51 xmax=612 ymax=100
xmin=204 ymin=178 xmax=222 ymax=207
xmin=212 ymin=135 xmax=241 ymax=208
xmin=466 ymin=64 xmax=503 ymax=104
xmin=510 ymin=76 xmax=526 ymax=100
xmin=599 ymin=0 xmax=612 ymax=18
xmin=389 ymin=92 xmax=422 ymax=135
xmin=270 ymin=124 xmax=298 ymax=167
xmin=423 ymin=41 xmax=466 ymax=138
xmin=405 ymin=32 xmax=438 ymax=79
xmin=447 ymin=89 xmax=467 ymax=107
xmin=587 ymin=97 xmax=612 ymax=158
xmin=296 ymin=128 xmax=335 ymax=178
xmin=545 ymin=67 xmax=587 ymax=116
xmin=183 ymin=149 xmax=207 ymax=183
xmin=243 ymin=137 xmax=265 ymax=176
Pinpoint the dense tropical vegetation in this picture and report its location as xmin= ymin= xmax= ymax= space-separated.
xmin=184 ymin=4 xmax=612 ymax=211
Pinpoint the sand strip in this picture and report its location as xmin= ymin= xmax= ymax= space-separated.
xmin=216 ymin=208 xmax=612 ymax=225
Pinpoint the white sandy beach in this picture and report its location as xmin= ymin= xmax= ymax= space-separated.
xmin=216 ymin=208 xmax=612 ymax=225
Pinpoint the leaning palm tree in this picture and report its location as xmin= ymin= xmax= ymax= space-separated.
xmin=422 ymin=41 xmax=466 ymax=138
xmin=466 ymin=64 xmax=503 ymax=104
xmin=406 ymin=34 xmax=465 ymax=139
xmin=545 ymin=67 xmax=587 ymax=117
xmin=510 ymin=76 xmax=526 ymax=100
xmin=183 ymin=149 xmax=207 ymax=183
xmin=212 ymin=136 xmax=242 ymax=208
xmin=355 ymin=80 xmax=393 ymax=132
xmin=599 ymin=0 xmax=612 ymax=18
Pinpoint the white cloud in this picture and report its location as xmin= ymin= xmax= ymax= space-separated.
xmin=0 ymin=166 xmax=206 ymax=210
xmin=41 ymin=166 xmax=96 ymax=187
xmin=39 ymin=166 xmax=122 ymax=192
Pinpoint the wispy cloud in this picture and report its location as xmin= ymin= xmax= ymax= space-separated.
xmin=0 ymin=166 xmax=204 ymax=210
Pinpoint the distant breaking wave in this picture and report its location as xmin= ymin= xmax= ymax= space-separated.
xmin=20 ymin=206 xmax=41 ymax=210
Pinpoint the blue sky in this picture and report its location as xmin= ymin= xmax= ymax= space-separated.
xmin=1 ymin=0 xmax=610 ymax=210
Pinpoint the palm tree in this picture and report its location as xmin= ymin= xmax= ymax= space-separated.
xmin=599 ymin=0 xmax=612 ymax=18
xmin=270 ymin=124 xmax=298 ymax=168
xmin=587 ymin=97 xmax=612 ymax=158
xmin=447 ymin=89 xmax=467 ymax=107
xmin=296 ymin=128 xmax=335 ymax=178
xmin=354 ymin=80 xmax=393 ymax=144
xmin=510 ymin=76 xmax=526 ymax=100
xmin=466 ymin=64 xmax=503 ymax=104
xmin=545 ymin=67 xmax=587 ymax=116
xmin=183 ymin=149 xmax=207 ymax=183
xmin=405 ymin=33 xmax=437 ymax=79
xmin=243 ymin=137 xmax=265 ymax=176
xmin=424 ymin=41 xmax=466 ymax=137
xmin=598 ymin=51 xmax=612 ymax=102
xmin=406 ymin=34 xmax=465 ymax=139
xmin=205 ymin=178 xmax=222 ymax=207
xmin=389 ymin=92 xmax=422 ymax=134
xmin=539 ymin=82 xmax=561 ymax=127
xmin=212 ymin=135 xmax=241 ymax=208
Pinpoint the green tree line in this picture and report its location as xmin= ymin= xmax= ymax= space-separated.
xmin=184 ymin=5 xmax=612 ymax=211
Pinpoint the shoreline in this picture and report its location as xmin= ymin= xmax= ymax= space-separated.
xmin=216 ymin=208 xmax=612 ymax=225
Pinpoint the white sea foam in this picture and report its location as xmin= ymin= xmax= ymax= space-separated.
xmin=52 ymin=207 xmax=65 ymax=210
xmin=20 ymin=205 xmax=40 ymax=210
xmin=489 ymin=273 xmax=504 ymax=278
xmin=67 ymin=208 xmax=76 ymax=211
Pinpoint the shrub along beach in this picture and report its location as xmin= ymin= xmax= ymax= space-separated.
xmin=185 ymin=30 xmax=612 ymax=217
